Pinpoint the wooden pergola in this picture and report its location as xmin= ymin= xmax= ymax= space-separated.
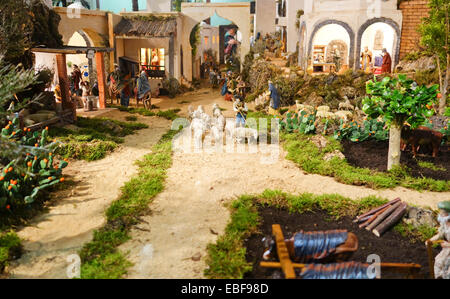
xmin=32 ymin=46 xmax=114 ymax=122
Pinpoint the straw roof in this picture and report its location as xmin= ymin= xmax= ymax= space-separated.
xmin=114 ymin=17 xmax=177 ymax=38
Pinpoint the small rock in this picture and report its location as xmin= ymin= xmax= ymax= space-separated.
xmin=323 ymin=150 xmax=345 ymax=162
xmin=403 ymin=207 xmax=437 ymax=228
xmin=311 ymin=135 xmax=328 ymax=149
xmin=191 ymin=253 xmax=202 ymax=261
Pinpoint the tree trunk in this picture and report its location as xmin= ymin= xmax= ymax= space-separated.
xmin=373 ymin=203 xmax=408 ymax=237
xmin=439 ymin=53 xmax=449 ymax=115
xmin=366 ymin=201 xmax=402 ymax=231
xmin=387 ymin=123 xmax=402 ymax=171
xmin=132 ymin=0 xmax=139 ymax=11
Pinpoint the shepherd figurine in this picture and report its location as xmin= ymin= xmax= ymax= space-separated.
xmin=426 ymin=201 xmax=450 ymax=279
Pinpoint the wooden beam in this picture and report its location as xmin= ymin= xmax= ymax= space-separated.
xmin=55 ymin=54 xmax=76 ymax=122
xmin=96 ymin=52 xmax=107 ymax=109
xmin=272 ymin=224 xmax=296 ymax=279
xmin=108 ymin=12 xmax=116 ymax=73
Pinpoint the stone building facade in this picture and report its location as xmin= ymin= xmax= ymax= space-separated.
xmin=398 ymin=0 xmax=431 ymax=59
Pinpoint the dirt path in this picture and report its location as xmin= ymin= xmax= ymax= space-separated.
xmin=8 ymin=111 xmax=171 ymax=279
xmin=119 ymin=89 xmax=449 ymax=279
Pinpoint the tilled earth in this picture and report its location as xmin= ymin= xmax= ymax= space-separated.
xmin=244 ymin=206 xmax=438 ymax=279
xmin=342 ymin=139 xmax=449 ymax=181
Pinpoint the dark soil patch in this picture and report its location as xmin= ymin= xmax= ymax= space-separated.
xmin=342 ymin=139 xmax=450 ymax=181
xmin=244 ymin=206 xmax=438 ymax=279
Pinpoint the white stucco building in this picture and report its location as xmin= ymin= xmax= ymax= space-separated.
xmin=297 ymin=0 xmax=403 ymax=71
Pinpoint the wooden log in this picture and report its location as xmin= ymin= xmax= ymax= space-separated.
xmin=355 ymin=198 xmax=401 ymax=221
xmin=372 ymin=203 xmax=408 ymax=237
xmin=359 ymin=205 xmax=390 ymax=228
xmin=365 ymin=201 xmax=402 ymax=231
xmin=353 ymin=214 xmax=372 ymax=223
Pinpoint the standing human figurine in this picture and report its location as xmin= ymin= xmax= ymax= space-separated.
xmin=381 ymin=48 xmax=392 ymax=74
xmin=268 ymin=80 xmax=280 ymax=116
xmin=332 ymin=45 xmax=341 ymax=73
xmin=233 ymin=95 xmax=248 ymax=128
xmin=361 ymin=46 xmax=373 ymax=73
xmin=137 ymin=70 xmax=152 ymax=109
xmin=71 ymin=65 xmax=83 ymax=96
xmin=427 ymin=201 xmax=450 ymax=279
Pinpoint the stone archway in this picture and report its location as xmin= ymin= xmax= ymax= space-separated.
xmin=308 ymin=20 xmax=355 ymax=69
xmin=356 ymin=17 xmax=401 ymax=69
xmin=180 ymin=2 xmax=251 ymax=81
xmin=326 ymin=40 xmax=348 ymax=71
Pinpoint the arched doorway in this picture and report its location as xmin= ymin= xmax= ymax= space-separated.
xmin=189 ymin=15 xmax=239 ymax=80
xmin=308 ymin=21 xmax=354 ymax=72
xmin=356 ymin=18 xmax=401 ymax=72
xmin=67 ymin=31 xmax=95 ymax=86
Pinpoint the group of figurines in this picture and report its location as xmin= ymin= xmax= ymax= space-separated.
xmin=313 ymin=45 xmax=392 ymax=74
xmin=360 ymin=46 xmax=392 ymax=74
xmin=106 ymin=65 xmax=162 ymax=109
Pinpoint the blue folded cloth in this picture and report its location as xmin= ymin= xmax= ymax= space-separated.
xmin=294 ymin=230 xmax=348 ymax=262
xmin=300 ymin=262 xmax=373 ymax=279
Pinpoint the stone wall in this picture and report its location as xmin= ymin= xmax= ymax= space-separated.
xmin=399 ymin=0 xmax=430 ymax=59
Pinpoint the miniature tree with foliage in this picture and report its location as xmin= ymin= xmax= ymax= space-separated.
xmin=419 ymin=0 xmax=450 ymax=115
xmin=362 ymin=75 xmax=439 ymax=170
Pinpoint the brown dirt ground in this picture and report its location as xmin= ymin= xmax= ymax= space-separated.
xmin=244 ymin=206 xmax=439 ymax=279
xmin=342 ymin=139 xmax=450 ymax=181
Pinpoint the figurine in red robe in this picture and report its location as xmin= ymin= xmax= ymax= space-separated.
xmin=381 ymin=48 xmax=392 ymax=73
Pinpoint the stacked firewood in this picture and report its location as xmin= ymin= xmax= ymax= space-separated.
xmin=353 ymin=198 xmax=408 ymax=237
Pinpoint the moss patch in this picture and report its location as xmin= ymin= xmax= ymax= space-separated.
xmin=0 ymin=231 xmax=21 ymax=273
xmin=49 ymin=117 xmax=148 ymax=161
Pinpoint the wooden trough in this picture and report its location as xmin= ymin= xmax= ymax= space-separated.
xmin=260 ymin=224 xmax=422 ymax=279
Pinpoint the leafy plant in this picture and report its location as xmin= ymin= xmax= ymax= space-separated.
xmin=333 ymin=118 xmax=388 ymax=142
xmin=279 ymin=110 xmax=317 ymax=134
xmin=363 ymin=75 xmax=439 ymax=170
xmin=0 ymin=118 xmax=68 ymax=210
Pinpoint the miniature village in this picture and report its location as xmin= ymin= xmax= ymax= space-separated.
xmin=0 ymin=0 xmax=449 ymax=281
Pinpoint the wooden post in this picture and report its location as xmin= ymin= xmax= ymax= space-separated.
xmin=272 ymin=224 xmax=296 ymax=279
xmin=96 ymin=52 xmax=107 ymax=109
xmin=55 ymin=53 xmax=76 ymax=122
xmin=108 ymin=13 xmax=116 ymax=73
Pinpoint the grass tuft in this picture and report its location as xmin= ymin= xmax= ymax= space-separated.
xmin=0 ymin=231 xmax=21 ymax=273
xmin=49 ymin=117 xmax=148 ymax=161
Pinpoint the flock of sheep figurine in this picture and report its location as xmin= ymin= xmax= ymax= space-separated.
xmin=186 ymin=95 xmax=363 ymax=149
xmin=254 ymin=92 xmax=363 ymax=122
xmin=188 ymin=104 xmax=258 ymax=149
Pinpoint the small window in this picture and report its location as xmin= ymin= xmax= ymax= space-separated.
xmin=140 ymin=48 xmax=165 ymax=71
